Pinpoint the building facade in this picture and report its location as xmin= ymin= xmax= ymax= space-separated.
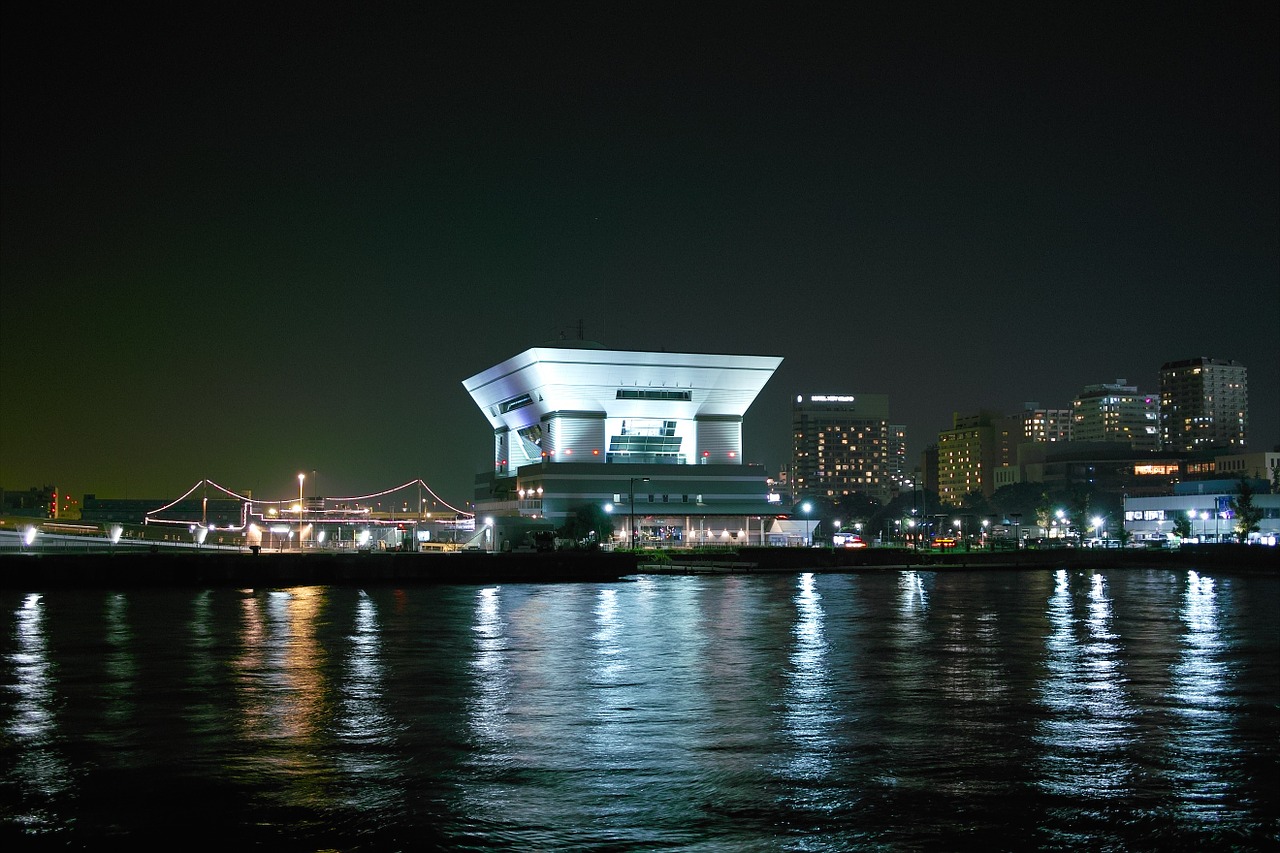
xmin=996 ymin=402 xmax=1073 ymax=469
xmin=1071 ymin=381 xmax=1159 ymax=451
xmin=462 ymin=342 xmax=785 ymax=546
xmin=791 ymin=394 xmax=893 ymax=503
xmin=886 ymin=423 xmax=909 ymax=493
xmin=937 ymin=411 xmax=1000 ymax=506
xmin=1123 ymin=492 xmax=1280 ymax=545
xmin=1159 ymin=357 xmax=1248 ymax=452
xmin=1211 ymin=451 xmax=1280 ymax=485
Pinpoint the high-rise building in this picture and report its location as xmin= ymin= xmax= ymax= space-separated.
xmin=792 ymin=394 xmax=892 ymax=502
xmin=996 ymin=402 xmax=1072 ymax=468
xmin=1072 ymin=380 xmax=1160 ymax=451
xmin=937 ymin=411 xmax=1000 ymax=506
xmin=1159 ymin=358 xmax=1248 ymax=452
xmin=886 ymin=423 xmax=908 ymax=490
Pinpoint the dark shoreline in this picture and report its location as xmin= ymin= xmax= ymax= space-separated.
xmin=0 ymin=544 xmax=1275 ymax=588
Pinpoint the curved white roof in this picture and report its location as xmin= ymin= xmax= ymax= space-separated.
xmin=463 ymin=346 xmax=783 ymax=431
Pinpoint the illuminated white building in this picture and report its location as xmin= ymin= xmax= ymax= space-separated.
xmin=462 ymin=341 xmax=784 ymax=547
xmin=1123 ymin=492 xmax=1280 ymax=546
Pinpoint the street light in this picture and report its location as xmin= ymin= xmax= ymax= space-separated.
xmin=298 ymin=473 xmax=305 ymax=551
xmin=802 ymin=501 xmax=812 ymax=546
xmin=629 ymin=477 xmax=650 ymax=550
xmin=1092 ymin=515 xmax=1104 ymax=546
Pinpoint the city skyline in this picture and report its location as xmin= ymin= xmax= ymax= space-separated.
xmin=3 ymin=7 xmax=1277 ymax=506
xmin=3 ymin=349 xmax=1268 ymax=507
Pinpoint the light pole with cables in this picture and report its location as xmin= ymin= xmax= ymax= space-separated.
xmin=629 ymin=477 xmax=649 ymax=550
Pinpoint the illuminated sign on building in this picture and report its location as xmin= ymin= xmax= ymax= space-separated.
xmin=1134 ymin=464 xmax=1179 ymax=475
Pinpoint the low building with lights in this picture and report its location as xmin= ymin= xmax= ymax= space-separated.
xmin=462 ymin=341 xmax=784 ymax=547
xmin=1123 ymin=489 xmax=1280 ymax=546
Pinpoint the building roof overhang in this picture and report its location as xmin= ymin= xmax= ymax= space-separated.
xmin=463 ymin=346 xmax=783 ymax=432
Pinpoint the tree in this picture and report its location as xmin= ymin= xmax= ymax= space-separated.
xmin=990 ymin=482 xmax=1051 ymax=526
xmin=1034 ymin=492 xmax=1054 ymax=539
xmin=1229 ymin=477 xmax=1263 ymax=542
xmin=960 ymin=489 xmax=993 ymax=515
xmin=559 ymin=503 xmax=615 ymax=547
xmin=1172 ymin=514 xmax=1192 ymax=539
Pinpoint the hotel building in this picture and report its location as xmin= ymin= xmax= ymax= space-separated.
xmin=1072 ymin=381 xmax=1160 ymax=451
xmin=937 ymin=411 xmax=1000 ymax=505
xmin=791 ymin=394 xmax=893 ymax=503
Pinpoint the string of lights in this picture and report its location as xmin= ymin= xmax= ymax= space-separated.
xmin=144 ymin=477 xmax=474 ymax=526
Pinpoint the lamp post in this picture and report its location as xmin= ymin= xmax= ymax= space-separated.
xmin=629 ymin=477 xmax=649 ymax=550
xmin=802 ymin=501 xmax=812 ymax=546
xmin=297 ymin=473 xmax=305 ymax=551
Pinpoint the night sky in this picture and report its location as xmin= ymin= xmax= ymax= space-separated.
xmin=3 ymin=6 xmax=1277 ymax=507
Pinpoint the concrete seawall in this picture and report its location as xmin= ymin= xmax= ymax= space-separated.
xmin=648 ymin=544 xmax=1280 ymax=574
xmin=0 ymin=550 xmax=641 ymax=588
xmin=0 ymin=545 xmax=1274 ymax=589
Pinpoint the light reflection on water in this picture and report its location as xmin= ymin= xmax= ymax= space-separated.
xmin=784 ymin=572 xmax=835 ymax=782
xmin=1168 ymin=570 xmax=1235 ymax=822
xmin=6 ymin=593 xmax=70 ymax=825
xmin=1037 ymin=569 xmax=1137 ymax=802
xmin=0 ymin=569 xmax=1276 ymax=850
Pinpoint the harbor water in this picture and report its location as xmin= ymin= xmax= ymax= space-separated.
xmin=2 ymin=567 xmax=1277 ymax=850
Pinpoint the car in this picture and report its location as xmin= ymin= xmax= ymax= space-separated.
xmin=832 ymin=532 xmax=866 ymax=548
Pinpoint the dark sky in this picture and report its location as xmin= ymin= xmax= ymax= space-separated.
xmin=3 ymin=6 xmax=1277 ymax=507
